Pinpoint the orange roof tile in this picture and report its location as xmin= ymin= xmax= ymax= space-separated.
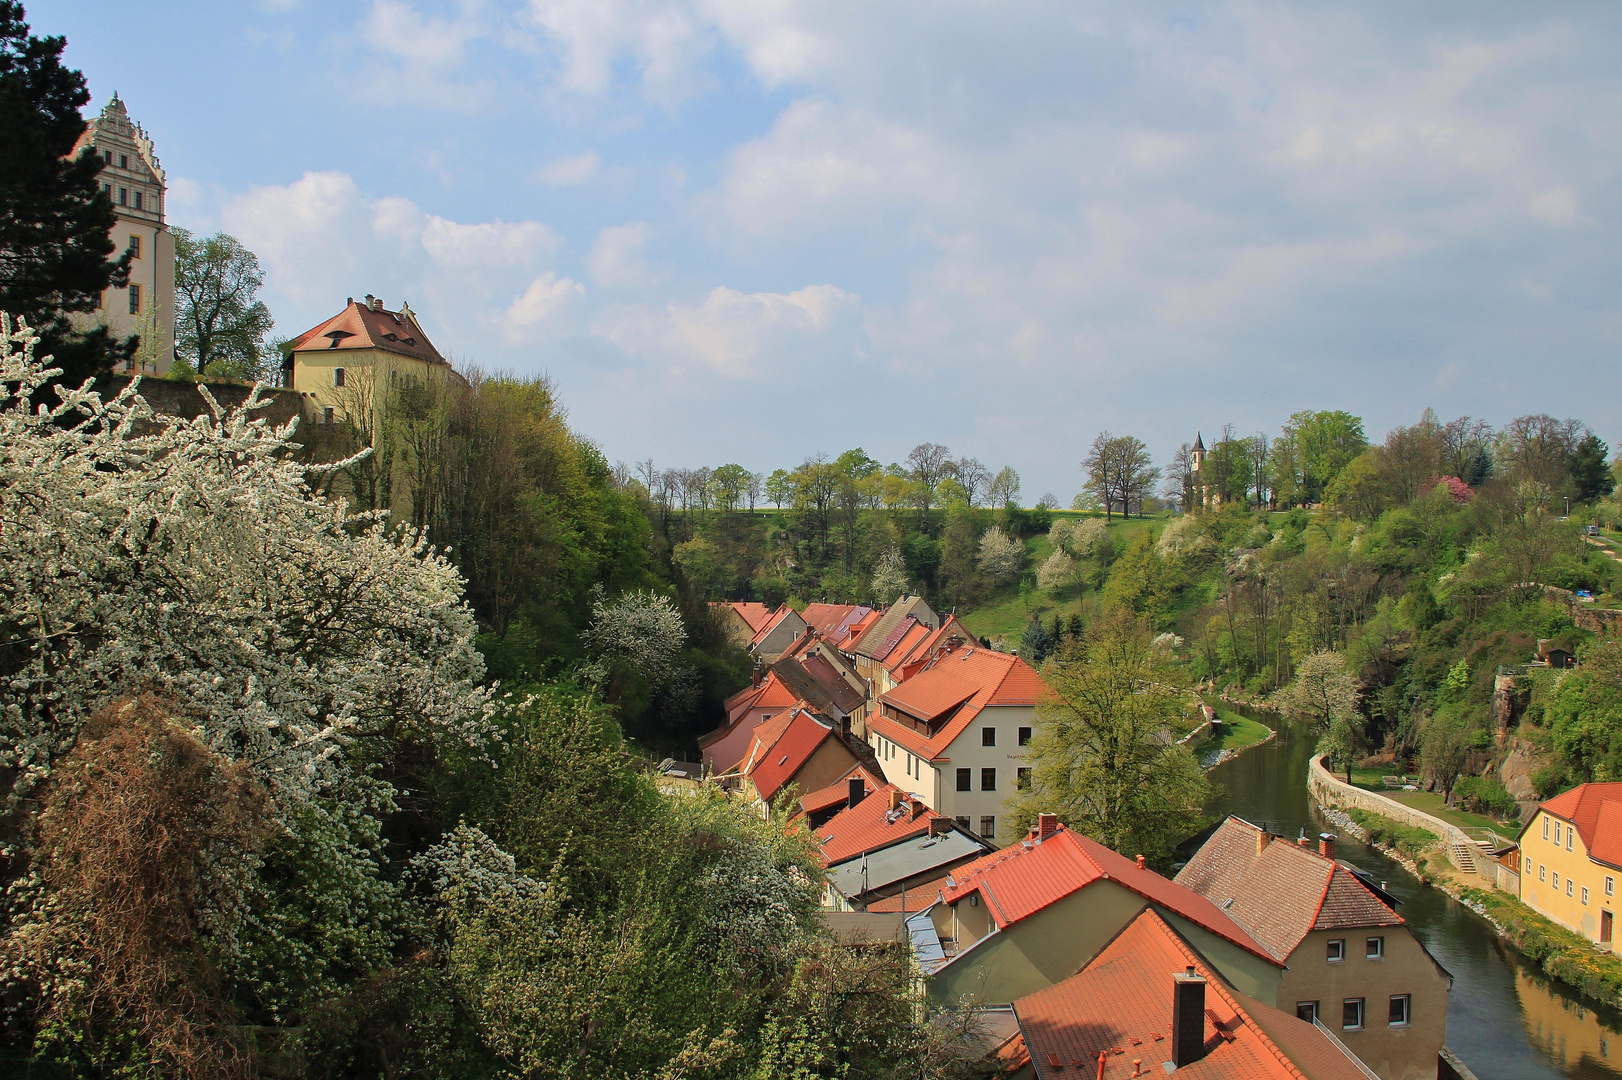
xmin=1537 ymin=783 xmax=1622 ymax=868
xmin=795 ymin=765 xmax=886 ymax=820
xmin=288 ymin=298 xmax=447 ymax=364
xmin=871 ymin=649 xmax=1047 ymax=761
xmin=741 ymin=706 xmax=835 ymax=803
xmin=802 ymin=603 xmax=876 ymax=645
xmin=814 ymin=783 xmax=952 ymax=866
xmin=719 ymin=601 xmax=774 ymax=633
xmin=866 ymin=872 xmax=953 ymax=912
xmin=889 ymin=614 xmax=981 ymax=680
xmin=942 ymin=826 xmax=1277 ymax=966
xmin=1015 ymin=909 xmax=1369 ymax=1080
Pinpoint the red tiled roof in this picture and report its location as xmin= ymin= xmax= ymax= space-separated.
xmin=288 ymin=299 xmax=447 ymax=364
xmin=1015 ymin=908 xmax=1369 ymax=1080
xmin=722 ymin=602 xmax=774 ymax=633
xmin=883 ymin=670 xmax=979 ymax=722
xmin=866 ymin=872 xmax=953 ymax=912
xmin=750 ymin=606 xmax=801 ymax=649
xmin=814 ymin=783 xmax=951 ymax=866
xmin=795 ymin=765 xmax=885 ymax=820
xmin=701 ymin=674 xmax=801 ymax=757
xmin=1175 ymin=818 xmax=1401 ymax=962
xmin=1538 ymin=783 xmax=1622 ymax=868
xmin=870 ymin=649 xmax=1047 ymax=761
xmin=741 ymin=706 xmax=835 ymax=803
xmin=889 ymin=614 xmax=981 ymax=680
xmin=942 ymin=826 xmax=1277 ymax=966
xmin=802 ymin=603 xmax=876 ymax=645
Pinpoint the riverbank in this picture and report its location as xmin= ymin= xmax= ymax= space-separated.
xmin=1313 ymin=773 xmax=1622 ymax=1016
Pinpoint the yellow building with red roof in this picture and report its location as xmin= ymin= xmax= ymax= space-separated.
xmin=1519 ymin=782 xmax=1622 ymax=946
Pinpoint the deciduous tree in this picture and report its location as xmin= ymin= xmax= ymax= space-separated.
xmin=173 ymin=229 xmax=274 ymax=380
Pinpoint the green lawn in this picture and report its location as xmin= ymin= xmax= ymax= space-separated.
xmin=1342 ymin=769 xmax=1518 ymax=833
xmin=1204 ymin=712 xmax=1272 ymax=754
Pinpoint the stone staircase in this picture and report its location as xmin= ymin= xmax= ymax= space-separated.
xmin=1449 ymin=842 xmax=1479 ymax=875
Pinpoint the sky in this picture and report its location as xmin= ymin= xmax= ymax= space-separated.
xmin=35 ymin=0 xmax=1622 ymax=501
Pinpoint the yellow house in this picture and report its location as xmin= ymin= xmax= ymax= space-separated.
xmin=1519 ymin=782 xmax=1622 ymax=947
xmin=284 ymin=295 xmax=457 ymax=435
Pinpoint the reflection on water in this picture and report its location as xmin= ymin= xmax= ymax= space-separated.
xmin=1520 ymin=969 xmax=1622 ymax=1079
xmin=1203 ymin=703 xmax=1622 ymax=1080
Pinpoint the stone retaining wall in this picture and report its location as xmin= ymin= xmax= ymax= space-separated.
xmin=1308 ymin=755 xmax=1500 ymax=888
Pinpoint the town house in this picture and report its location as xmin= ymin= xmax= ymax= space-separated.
xmin=1176 ymin=816 xmax=1451 ymax=1080
xmin=1519 ymin=782 xmax=1622 ymax=947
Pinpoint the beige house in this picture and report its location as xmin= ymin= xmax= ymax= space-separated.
xmin=1176 ymin=816 xmax=1451 ymax=1080
xmin=71 ymin=95 xmax=174 ymax=373
xmin=1518 ymin=783 xmax=1622 ymax=947
xmin=284 ymin=295 xmax=457 ymax=434
xmin=864 ymin=645 xmax=1042 ymax=843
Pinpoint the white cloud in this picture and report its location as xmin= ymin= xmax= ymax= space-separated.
xmin=506 ymin=273 xmax=585 ymax=336
xmin=533 ymin=150 xmax=601 ymax=186
xmin=588 ymin=223 xmax=655 ymax=289
xmin=222 ymin=171 xmax=566 ymax=351
xmin=601 ymin=283 xmax=862 ymax=378
xmin=1529 ymin=186 xmax=1582 ymax=226
xmin=347 ymin=0 xmax=491 ymax=110
xmin=520 ymin=0 xmax=713 ymax=104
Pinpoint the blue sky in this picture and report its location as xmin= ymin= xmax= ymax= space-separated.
xmin=37 ymin=0 xmax=1622 ymax=500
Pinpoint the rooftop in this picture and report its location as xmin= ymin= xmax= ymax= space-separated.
xmin=1175 ymin=817 xmax=1404 ymax=962
xmin=1015 ymin=908 xmax=1371 ymax=1080
xmin=739 ymin=706 xmax=835 ymax=803
xmin=940 ymin=824 xmax=1277 ymax=966
xmin=1537 ymin=783 xmax=1622 ymax=868
xmin=869 ymin=648 xmax=1046 ymax=761
xmin=288 ymin=298 xmax=447 ymax=365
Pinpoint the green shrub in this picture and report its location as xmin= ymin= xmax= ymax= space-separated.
xmin=1453 ymin=776 xmax=1519 ymax=818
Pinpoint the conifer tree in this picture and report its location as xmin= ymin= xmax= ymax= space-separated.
xmin=0 ymin=3 xmax=132 ymax=382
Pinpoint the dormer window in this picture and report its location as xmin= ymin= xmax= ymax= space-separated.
xmin=324 ymin=330 xmax=353 ymax=349
xmin=382 ymin=332 xmax=399 ymax=341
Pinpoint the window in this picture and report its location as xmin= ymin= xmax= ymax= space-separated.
xmin=1366 ymin=937 xmax=1384 ymax=960
xmin=1327 ymin=939 xmax=1345 ymax=963
xmin=322 ymin=407 xmax=335 ymax=425
xmin=979 ymin=816 xmax=996 ymax=839
xmin=334 ymin=367 xmax=346 ymax=388
xmin=1018 ymin=726 xmax=1033 ymax=747
xmin=1584 ymin=887 xmax=1590 ymax=905
xmin=1017 ymin=767 xmax=1032 ymax=791
xmin=956 ymin=768 xmax=971 ymax=792
xmin=1556 ymin=822 xmax=1563 ymax=846
xmin=133 ymin=191 xmax=142 ymax=210
xmin=1569 ymin=879 xmax=1576 ymax=897
xmin=119 ymin=153 xmax=128 ymax=168
xmin=128 ymin=283 xmax=140 ymax=315
xmin=981 ymin=768 xmax=996 ymax=791
xmin=1608 ymin=877 xmax=1615 ymax=897
xmin=1541 ymin=865 xmax=1547 ymax=882
xmin=128 ymin=235 xmax=140 ymax=258
xmin=1554 ymin=872 xmax=1560 ymax=890
xmin=118 ymin=187 xmax=127 ymax=206
xmin=1569 ymin=830 xmax=1575 ymax=852
xmin=1342 ymin=999 xmax=1365 ymax=1031
xmin=1295 ymin=1002 xmax=1320 ymax=1024
xmin=102 ymin=149 xmax=112 ymax=164
xmin=1525 ymin=857 xmax=1533 ymax=873
xmin=955 ymin=816 xmax=970 ymax=830
xmin=982 ymin=727 xmax=996 ymax=747
xmin=1545 ymin=819 xmax=1552 ymax=841
xmin=1388 ymin=995 xmax=1410 ymax=1027
xmin=101 ymin=183 xmax=109 ymax=195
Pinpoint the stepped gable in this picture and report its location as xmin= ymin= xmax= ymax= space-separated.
xmin=1175 ymin=817 xmax=1402 ymax=962
xmin=1539 ymin=783 xmax=1622 ymax=867
xmin=867 ymin=647 xmax=1044 ymax=761
xmin=1014 ymin=908 xmax=1370 ymax=1080
xmin=941 ymin=825 xmax=1276 ymax=964
xmin=287 ymin=298 xmax=447 ymax=365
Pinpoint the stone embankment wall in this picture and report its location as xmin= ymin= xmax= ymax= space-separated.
xmin=97 ymin=374 xmax=304 ymax=428
xmin=1308 ymin=756 xmax=1502 ymax=889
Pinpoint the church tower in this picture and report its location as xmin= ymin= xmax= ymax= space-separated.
xmin=1190 ymin=431 xmax=1209 ymax=511
xmin=72 ymin=95 xmax=175 ymax=373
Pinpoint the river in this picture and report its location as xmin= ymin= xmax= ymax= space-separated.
xmin=1204 ymin=705 xmax=1622 ymax=1080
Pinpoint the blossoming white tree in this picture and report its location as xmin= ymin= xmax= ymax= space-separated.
xmin=976 ymin=525 xmax=1024 ymax=584
xmin=0 ymin=313 xmax=497 ymax=814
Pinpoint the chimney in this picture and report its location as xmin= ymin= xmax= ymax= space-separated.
xmin=1256 ymin=829 xmax=1271 ymax=857
xmin=847 ymin=777 xmax=866 ymax=809
xmin=1297 ymin=835 xmax=1310 ymax=847
xmin=1038 ymin=813 xmax=1059 ymax=839
xmin=369 ymin=295 xmax=383 ymax=312
xmin=1136 ymin=854 xmax=1147 ymax=869
xmin=889 ymin=789 xmax=904 ymax=811
xmin=1172 ymin=967 xmax=1208 ymax=1068
xmin=929 ymin=817 xmax=952 ymax=836
xmin=1319 ymin=832 xmax=1336 ymax=859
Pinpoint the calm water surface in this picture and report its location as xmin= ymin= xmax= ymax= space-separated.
xmin=1204 ymin=706 xmax=1622 ymax=1080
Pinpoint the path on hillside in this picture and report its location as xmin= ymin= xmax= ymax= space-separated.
xmin=1586 ymin=535 xmax=1622 ymax=566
